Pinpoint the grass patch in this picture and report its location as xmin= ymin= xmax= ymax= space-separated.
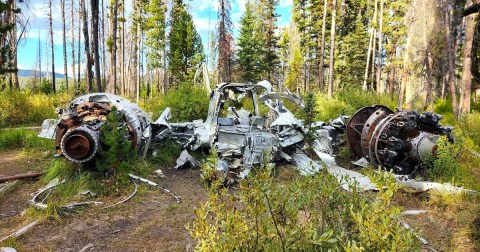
xmin=0 ymin=128 xmax=53 ymax=151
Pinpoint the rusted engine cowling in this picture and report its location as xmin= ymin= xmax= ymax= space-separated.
xmin=346 ymin=105 xmax=454 ymax=174
xmin=54 ymin=93 xmax=152 ymax=163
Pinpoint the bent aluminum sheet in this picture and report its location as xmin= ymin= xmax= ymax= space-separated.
xmin=38 ymin=119 xmax=57 ymax=139
xmin=174 ymin=150 xmax=202 ymax=169
xmin=291 ymin=150 xmax=378 ymax=192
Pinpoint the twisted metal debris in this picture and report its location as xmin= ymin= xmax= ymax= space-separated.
xmin=38 ymin=81 xmax=472 ymax=193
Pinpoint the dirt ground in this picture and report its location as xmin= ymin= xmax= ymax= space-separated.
xmin=1 ymin=149 xmax=479 ymax=251
xmin=0 ymin=150 xmax=208 ymax=251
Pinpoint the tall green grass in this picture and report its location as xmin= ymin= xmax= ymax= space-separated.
xmin=0 ymin=128 xmax=53 ymax=151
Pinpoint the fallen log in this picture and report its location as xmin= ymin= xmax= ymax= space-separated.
xmin=0 ymin=172 xmax=43 ymax=183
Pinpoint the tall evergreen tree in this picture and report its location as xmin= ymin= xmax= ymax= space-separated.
xmin=145 ymin=0 xmax=166 ymax=92
xmin=237 ymin=2 xmax=263 ymax=82
xmin=262 ymin=0 xmax=279 ymax=85
xmin=168 ymin=0 xmax=205 ymax=86
xmin=337 ymin=13 xmax=368 ymax=89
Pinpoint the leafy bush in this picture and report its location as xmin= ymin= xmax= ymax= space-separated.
xmin=425 ymin=136 xmax=462 ymax=183
xmin=189 ymin=163 xmax=419 ymax=251
xmin=142 ymin=83 xmax=209 ymax=122
xmin=314 ymin=91 xmax=396 ymax=122
xmin=456 ymin=112 xmax=480 ymax=152
xmin=0 ymin=90 xmax=72 ymax=127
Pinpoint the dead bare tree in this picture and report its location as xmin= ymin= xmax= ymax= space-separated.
xmin=70 ymin=0 xmax=77 ymax=89
xmin=327 ymin=0 xmax=336 ymax=98
xmin=108 ymin=0 xmax=118 ymax=94
xmin=48 ymin=0 xmax=56 ymax=93
xmin=61 ymin=0 xmax=69 ymax=90
xmin=81 ymin=0 xmax=93 ymax=92
xmin=91 ymin=0 xmax=102 ymax=92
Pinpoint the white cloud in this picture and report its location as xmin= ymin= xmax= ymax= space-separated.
xmin=280 ymin=0 xmax=293 ymax=8
xmin=193 ymin=17 xmax=213 ymax=33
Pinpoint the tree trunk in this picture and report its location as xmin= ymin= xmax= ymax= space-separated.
xmin=363 ymin=28 xmax=374 ymax=91
xmin=460 ymin=0 xmax=475 ymax=114
xmin=327 ymin=0 xmax=336 ymax=99
xmin=317 ymin=0 xmax=328 ymax=92
xmin=77 ymin=8 xmax=81 ymax=91
xmin=371 ymin=31 xmax=376 ymax=91
xmin=11 ymin=0 xmax=18 ymax=89
xmin=70 ymin=0 xmax=77 ymax=89
xmin=423 ymin=49 xmax=434 ymax=111
xmin=81 ymin=0 xmax=93 ymax=92
xmin=61 ymin=0 xmax=69 ymax=90
xmin=399 ymin=37 xmax=410 ymax=108
xmin=136 ymin=20 xmax=141 ymax=104
xmin=389 ymin=67 xmax=395 ymax=99
xmin=376 ymin=0 xmax=384 ymax=95
xmin=108 ymin=0 xmax=118 ymax=94
xmin=91 ymin=0 xmax=102 ymax=92
xmin=48 ymin=0 xmax=56 ymax=93
xmin=101 ymin=0 xmax=106 ymax=87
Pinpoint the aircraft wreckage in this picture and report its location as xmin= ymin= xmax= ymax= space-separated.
xmin=38 ymin=81 xmax=471 ymax=193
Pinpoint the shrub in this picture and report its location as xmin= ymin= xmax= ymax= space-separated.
xmin=188 ymin=164 xmax=419 ymax=251
xmin=425 ymin=136 xmax=462 ymax=183
xmin=95 ymin=107 xmax=138 ymax=187
xmin=0 ymin=90 xmax=72 ymax=127
xmin=142 ymin=83 xmax=210 ymax=122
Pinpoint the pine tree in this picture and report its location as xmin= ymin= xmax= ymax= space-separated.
xmin=262 ymin=0 xmax=279 ymax=84
xmin=145 ymin=0 xmax=166 ymax=92
xmin=338 ymin=13 xmax=368 ymax=89
xmin=168 ymin=0 xmax=205 ymax=86
xmin=237 ymin=2 xmax=263 ymax=82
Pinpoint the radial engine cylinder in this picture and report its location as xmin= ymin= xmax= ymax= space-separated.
xmin=346 ymin=106 xmax=454 ymax=174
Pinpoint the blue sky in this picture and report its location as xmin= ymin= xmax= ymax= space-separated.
xmin=16 ymin=0 xmax=292 ymax=75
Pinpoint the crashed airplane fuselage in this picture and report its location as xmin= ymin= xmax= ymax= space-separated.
xmin=39 ymin=81 xmax=341 ymax=179
xmin=39 ymin=81 xmax=466 ymax=193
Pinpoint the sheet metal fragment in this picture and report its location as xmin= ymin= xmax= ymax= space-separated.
xmin=174 ymin=150 xmax=202 ymax=169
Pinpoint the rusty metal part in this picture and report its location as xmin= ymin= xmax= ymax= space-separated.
xmin=346 ymin=105 xmax=393 ymax=158
xmin=41 ymin=93 xmax=153 ymax=163
xmin=347 ymin=106 xmax=453 ymax=174
xmin=0 ymin=172 xmax=43 ymax=183
xmin=61 ymin=126 xmax=99 ymax=163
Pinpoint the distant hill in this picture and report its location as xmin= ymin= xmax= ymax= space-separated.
xmin=18 ymin=69 xmax=67 ymax=79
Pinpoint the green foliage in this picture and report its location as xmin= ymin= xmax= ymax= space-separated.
xmin=189 ymin=166 xmax=419 ymax=251
xmin=425 ymin=136 xmax=461 ymax=183
xmin=301 ymin=92 xmax=317 ymax=153
xmin=0 ymin=90 xmax=72 ymax=127
xmin=168 ymin=1 xmax=205 ymax=86
xmin=95 ymin=107 xmax=137 ymax=186
xmin=150 ymin=139 xmax=182 ymax=167
xmin=236 ymin=2 xmax=265 ymax=83
xmin=314 ymin=90 xmax=396 ymax=121
xmin=456 ymin=112 xmax=480 ymax=152
xmin=337 ymin=13 xmax=368 ymax=89
xmin=145 ymin=0 xmax=166 ymax=70
xmin=142 ymin=83 xmax=209 ymax=122
xmin=0 ymin=128 xmax=53 ymax=151
xmin=286 ymin=47 xmax=303 ymax=91
xmin=38 ymin=78 xmax=53 ymax=94
xmin=200 ymin=148 xmax=220 ymax=184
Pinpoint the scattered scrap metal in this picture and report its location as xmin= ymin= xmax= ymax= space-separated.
xmin=38 ymin=81 xmax=474 ymax=193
